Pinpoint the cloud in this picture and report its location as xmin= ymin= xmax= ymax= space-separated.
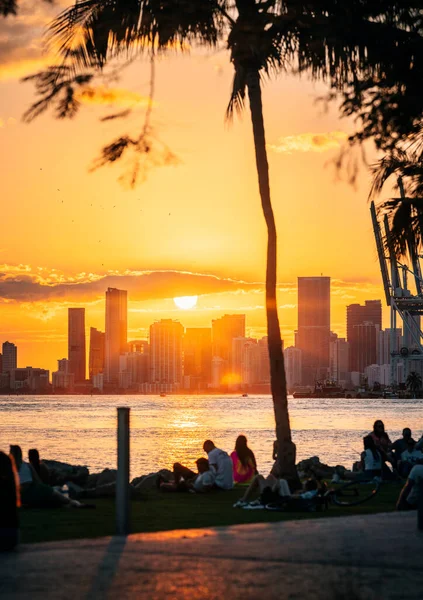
xmin=269 ymin=131 xmax=348 ymax=154
xmin=0 ymin=0 xmax=65 ymax=80
xmin=0 ymin=265 xmax=264 ymax=303
xmin=75 ymin=86 xmax=152 ymax=109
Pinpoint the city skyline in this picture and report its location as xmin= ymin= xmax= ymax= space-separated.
xmin=0 ymin=2 xmax=394 ymax=378
xmin=0 ymin=279 xmax=399 ymax=392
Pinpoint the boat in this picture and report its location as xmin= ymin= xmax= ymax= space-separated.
xmin=242 ymin=393 xmax=249 ymax=398
xmin=293 ymin=379 xmax=345 ymax=399
xmin=160 ymin=393 xmax=166 ymax=397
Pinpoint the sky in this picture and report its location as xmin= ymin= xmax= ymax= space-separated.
xmin=0 ymin=1 xmax=390 ymax=374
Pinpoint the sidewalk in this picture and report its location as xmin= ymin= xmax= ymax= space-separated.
xmin=1 ymin=512 xmax=422 ymax=599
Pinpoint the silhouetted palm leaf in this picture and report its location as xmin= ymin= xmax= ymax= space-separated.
xmin=371 ymin=150 xmax=423 ymax=258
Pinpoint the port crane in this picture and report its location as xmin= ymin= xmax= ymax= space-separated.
xmin=371 ymin=182 xmax=423 ymax=386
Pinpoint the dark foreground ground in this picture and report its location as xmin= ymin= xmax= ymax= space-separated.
xmin=20 ymin=483 xmax=402 ymax=544
xmin=2 ymin=512 xmax=422 ymax=599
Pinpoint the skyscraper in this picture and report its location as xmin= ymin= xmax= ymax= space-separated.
xmin=183 ymin=328 xmax=212 ymax=386
xmin=347 ymin=300 xmax=382 ymax=372
xmin=105 ymin=288 xmax=128 ymax=384
xmin=296 ymin=277 xmax=331 ymax=385
xmin=2 ymin=341 xmax=17 ymax=373
xmin=68 ymin=308 xmax=86 ymax=383
xmin=284 ymin=346 xmax=302 ymax=389
xmin=150 ymin=319 xmax=184 ymax=385
xmin=89 ymin=327 xmax=105 ymax=379
xmin=211 ymin=314 xmax=245 ymax=385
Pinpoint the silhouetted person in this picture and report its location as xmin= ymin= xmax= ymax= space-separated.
xmin=369 ymin=420 xmax=392 ymax=456
xmin=28 ymin=449 xmax=50 ymax=485
xmin=397 ymin=462 xmax=423 ymax=510
xmin=203 ymin=440 xmax=233 ymax=490
xmin=231 ymin=435 xmax=257 ymax=484
xmin=391 ymin=428 xmax=415 ymax=467
xmin=9 ymin=445 xmax=89 ymax=509
xmin=160 ymin=458 xmax=215 ymax=493
xmin=398 ymin=440 xmax=423 ymax=477
xmin=0 ymin=451 xmax=19 ymax=551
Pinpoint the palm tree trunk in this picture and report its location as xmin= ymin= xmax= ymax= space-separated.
xmin=246 ymin=69 xmax=300 ymax=489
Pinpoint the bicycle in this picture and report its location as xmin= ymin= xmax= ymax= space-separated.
xmin=327 ymin=477 xmax=382 ymax=507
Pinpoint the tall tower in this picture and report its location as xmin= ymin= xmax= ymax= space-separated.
xmin=296 ymin=277 xmax=331 ymax=385
xmin=105 ymin=288 xmax=128 ymax=384
xmin=347 ymin=300 xmax=382 ymax=372
xmin=183 ymin=328 xmax=212 ymax=386
xmin=68 ymin=308 xmax=86 ymax=382
xmin=89 ymin=327 xmax=105 ymax=380
xmin=150 ymin=319 xmax=184 ymax=385
xmin=2 ymin=341 xmax=17 ymax=373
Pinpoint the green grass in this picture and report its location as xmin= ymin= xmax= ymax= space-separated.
xmin=19 ymin=482 xmax=403 ymax=545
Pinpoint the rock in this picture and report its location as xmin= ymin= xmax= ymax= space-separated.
xmin=43 ymin=460 xmax=89 ymax=486
xmin=96 ymin=468 xmax=117 ymax=487
xmin=296 ymin=456 xmax=345 ymax=479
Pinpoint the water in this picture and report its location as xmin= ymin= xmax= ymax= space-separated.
xmin=1 ymin=395 xmax=422 ymax=478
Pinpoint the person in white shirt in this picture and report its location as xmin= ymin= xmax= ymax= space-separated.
xmin=203 ymin=440 xmax=234 ymax=490
xmin=397 ymin=463 xmax=423 ymax=510
xmin=398 ymin=441 xmax=423 ymax=477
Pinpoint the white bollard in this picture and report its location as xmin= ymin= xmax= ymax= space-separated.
xmin=116 ymin=407 xmax=130 ymax=535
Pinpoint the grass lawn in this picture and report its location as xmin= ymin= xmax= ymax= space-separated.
xmin=19 ymin=482 xmax=403 ymax=544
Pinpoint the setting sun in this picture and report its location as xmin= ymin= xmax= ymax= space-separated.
xmin=173 ymin=296 xmax=198 ymax=310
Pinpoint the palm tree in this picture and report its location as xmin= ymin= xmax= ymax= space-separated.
xmin=24 ymin=1 xmax=422 ymax=484
xmin=406 ymin=371 xmax=422 ymax=397
xmin=370 ymin=149 xmax=423 ymax=260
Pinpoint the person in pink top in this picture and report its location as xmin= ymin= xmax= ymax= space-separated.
xmin=231 ymin=435 xmax=257 ymax=484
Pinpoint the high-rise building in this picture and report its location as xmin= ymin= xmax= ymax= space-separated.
xmin=68 ymin=308 xmax=86 ymax=382
xmin=105 ymin=288 xmax=128 ymax=384
xmin=183 ymin=328 xmax=212 ymax=386
xmin=257 ymin=337 xmax=270 ymax=383
xmin=284 ymin=346 xmax=302 ymax=389
xmin=378 ymin=328 xmax=402 ymax=365
xmin=52 ymin=358 xmax=74 ymax=390
xmin=89 ymin=327 xmax=105 ymax=379
xmin=2 ymin=342 xmax=17 ymax=373
xmin=212 ymin=314 xmax=245 ymax=385
xmin=329 ymin=337 xmax=350 ymax=384
xmin=150 ymin=319 xmax=184 ymax=386
xmin=232 ymin=337 xmax=257 ymax=387
xmin=296 ymin=277 xmax=330 ymax=385
xmin=347 ymin=300 xmax=382 ymax=372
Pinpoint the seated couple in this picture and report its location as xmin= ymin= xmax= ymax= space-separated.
xmin=159 ymin=440 xmax=234 ymax=493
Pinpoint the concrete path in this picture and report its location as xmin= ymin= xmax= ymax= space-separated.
xmin=1 ymin=512 xmax=422 ymax=599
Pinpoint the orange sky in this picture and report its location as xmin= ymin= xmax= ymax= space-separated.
xmin=0 ymin=1 xmax=391 ymax=374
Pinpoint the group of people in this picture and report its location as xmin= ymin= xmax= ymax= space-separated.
xmin=1 ymin=446 xmax=92 ymax=512
xmin=159 ymin=435 xmax=258 ymax=493
xmin=334 ymin=420 xmax=423 ymax=511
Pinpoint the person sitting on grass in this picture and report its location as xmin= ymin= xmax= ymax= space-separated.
xmin=397 ymin=440 xmax=423 ymax=478
xmin=203 ymin=440 xmax=234 ymax=490
xmin=332 ymin=435 xmax=382 ymax=482
xmin=9 ymin=445 xmax=92 ymax=509
xmin=233 ymin=473 xmax=319 ymax=509
xmin=0 ymin=451 xmax=19 ymax=552
xmin=230 ymin=435 xmax=257 ymax=484
xmin=369 ymin=420 xmax=392 ymax=457
xmin=391 ymin=428 xmax=415 ymax=468
xmin=396 ymin=461 xmax=423 ymax=510
xmin=28 ymin=449 xmax=50 ymax=485
xmin=159 ymin=458 xmax=215 ymax=493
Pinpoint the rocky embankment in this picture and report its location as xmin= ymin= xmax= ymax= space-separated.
xmin=44 ymin=455 xmax=346 ymax=497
